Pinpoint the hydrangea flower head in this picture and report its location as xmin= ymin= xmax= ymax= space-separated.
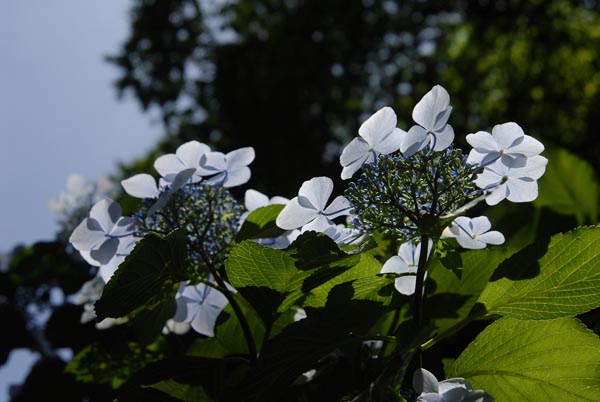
xmin=380 ymin=240 xmax=432 ymax=295
xmin=466 ymin=122 xmax=544 ymax=168
xmin=402 ymin=85 xmax=455 ymax=156
xmin=154 ymin=140 xmax=211 ymax=183
xmin=173 ymin=280 xmax=230 ymax=337
xmin=197 ymin=147 xmax=255 ymax=187
xmin=441 ymin=216 xmax=505 ymax=249
xmin=339 ymin=106 xmax=405 ymax=179
xmin=69 ymin=198 xmax=138 ymax=267
xmin=475 ymin=155 xmax=548 ymax=205
xmin=276 ymin=176 xmax=352 ymax=232
xmin=413 ymin=368 xmax=490 ymax=402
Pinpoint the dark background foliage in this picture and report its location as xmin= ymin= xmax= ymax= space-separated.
xmin=2 ymin=0 xmax=599 ymax=400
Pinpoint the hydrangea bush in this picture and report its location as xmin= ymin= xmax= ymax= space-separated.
xmin=64 ymin=85 xmax=600 ymax=402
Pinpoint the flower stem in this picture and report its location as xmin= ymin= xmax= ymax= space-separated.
xmin=199 ymin=251 xmax=258 ymax=362
xmin=412 ymin=234 xmax=431 ymax=367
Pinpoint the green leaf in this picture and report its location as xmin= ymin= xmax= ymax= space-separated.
xmin=65 ymin=340 xmax=166 ymax=388
xmin=426 ymin=247 xmax=516 ymax=332
xmin=535 ymin=147 xmax=598 ymax=224
xmin=143 ymin=380 xmax=215 ymax=402
xmin=235 ymin=205 xmax=286 ymax=242
xmin=226 ymin=232 xmax=384 ymax=327
xmin=95 ymin=229 xmax=188 ymax=320
xmin=478 ymin=226 xmax=600 ymax=319
xmin=448 ymin=317 xmax=600 ymax=401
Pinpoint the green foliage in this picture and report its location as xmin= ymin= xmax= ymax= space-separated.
xmin=535 ymin=147 xmax=599 ymax=224
xmin=235 ymin=205 xmax=286 ymax=242
xmin=143 ymin=380 xmax=215 ymax=402
xmin=478 ymin=226 xmax=600 ymax=319
xmin=95 ymin=229 xmax=188 ymax=321
xmin=448 ymin=317 xmax=600 ymax=401
xmin=225 ymin=232 xmax=384 ymax=326
xmin=65 ymin=340 xmax=166 ymax=389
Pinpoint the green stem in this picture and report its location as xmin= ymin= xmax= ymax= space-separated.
xmin=199 ymin=251 xmax=258 ymax=362
xmin=412 ymin=235 xmax=431 ymax=367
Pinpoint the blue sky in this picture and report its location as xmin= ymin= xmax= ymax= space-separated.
xmin=0 ymin=1 xmax=163 ymax=400
xmin=0 ymin=0 xmax=162 ymax=253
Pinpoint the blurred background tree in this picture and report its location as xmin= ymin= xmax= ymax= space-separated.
xmin=2 ymin=0 xmax=599 ymax=400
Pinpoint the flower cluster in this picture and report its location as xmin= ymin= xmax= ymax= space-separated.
xmin=276 ymin=85 xmax=547 ymax=296
xmin=68 ymin=141 xmax=276 ymax=333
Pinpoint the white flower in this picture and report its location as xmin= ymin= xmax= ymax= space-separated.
xmin=50 ymin=174 xmax=114 ymax=215
xmin=323 ymin=224 xmax=363 ymax=246
xmin=466 ymin=122 xmax=544 ymax=168
xmin=162 ymin=319 xmax=191 ymax=335
xmin=196 ymin=147 xmax=255 ymax=188
xmin=475 ymin=155 xmax=548 ymax=205
xmin=72 ymin=275 xmax=104 ymax=305
xmin=153 ymin=140 xmax=211 ymax=183
xmin=244 ymin=189 xmax=289 ymax=212
xmin=413 ymin=368 xmax=489 ymax=402
xmin=172 ymin=280 xmax=230 ymax=337
xmin=441 ymin=216 xmax=505 ymax=250
xmin=339 ymin=107 xmax=405 ymax=179
xmin=380 ymin=240 xmax=432 ymax=296
xmin=121 ymin=173 xmax=163 ymax=199
xmin=69 ymin=199 xmax=138 ymax=267
xmin=401 ymin=85 xmax=455 ymax=156
xmin=276 ymin=176 xmax=352 ymax=232
xmin=121 ymin=168 xmax=197 ymax=216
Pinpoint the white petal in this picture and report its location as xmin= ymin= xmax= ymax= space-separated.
xmin=485 ymin=183 xmax=508 ymax=206
xmin=301 ymin=214 xmax=332 ymax=233
xmin=70 ymin=218 xmax=106 ymax=251
xmin=245 ymin=189 xmax=270 ymax=211
xmin=270 ymin=196 xmax=289 ymax=205
xmin=340 ymin=137 xmax=370 ymax=166
xmin=99 ymin=255 xmax=124 ymax=282
xmin=506 ymin=177 xmax=539 ymax=203
xmin=110 ymin=217 xmax=137 ymax=237
xmin=466 ymin=131 xmax=498 ymax=152
xmin=276 ymin=197 xmax=318 ymax=230
xmin=469 ymin=216 xmax=492 ymax=236
xmin=477 ymin=231 xmax=505 ymax=245
xmin=89 ymin=199 xmax=121 ymax=232
xmin=381 ymin=255 xmax=409 ymax=274
xmin=372 ymin=127 xmax=405 ymax=154
xmin=431 ymin=124 xmax=454 ymax=151
xmin=341 ymin=154 xmax=370 ymax=180
xmin=398 ymin=242 xmax=418 ymax=267
xmin=78 ymin=250 xmax=101 ymax=267
xmin=474 ymin=168 xmax=503 ymax=190
xmin=89 ymin=237 xmax=119 ymax=265
xmin=223 ymin=167 xmax=251 ymax=187
xmin=121 ymin=174 xmax=159 ymax=199
xmin=492 ymin=122 xmax=524 ymax=150
xmin=190 ymin=305 xmax=222 ymax=337
xmin=394 ymin=276 xmax=417 ymax=295
xmin=154 ymin=154 xmax=186 ymax=178
xmin=413 ymin=368 xmax=440 ymax=394
xmin=358 ymin=106 xmax=397 ymax=146
xmin=298 ymin=177 xmax=333 ymax=212
xmin=176 ymin=141 xmax=210 ymax=168
xmin=401 ymin=126 xmax=429 ymax=156
xmin=226 ymin=147 xmax=255 ymax=170
xmin=412 ymin=85 xmax=451 ymax=131
xmin=174 ymin=295 xmax=194 ymax=322
xmin=323 ymin=196 xmax=352 ymax=219
xmin=197 ymin=152 xmax=227 ymax=175
xmin=456 ymin=236 xmax=486 ymax=250
xmin=516 ymin=155 xmax=548 ymax=180
xmin=510 ymin=134 xmax=544 ymax=156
